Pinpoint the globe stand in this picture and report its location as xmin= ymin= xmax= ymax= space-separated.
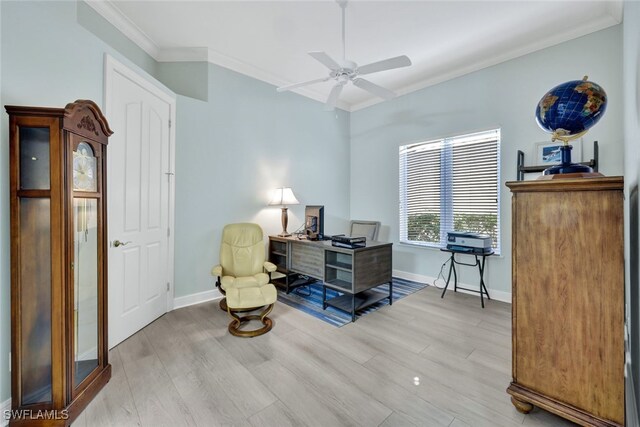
xmin=542 ymin=144 xmax=593 ymax=175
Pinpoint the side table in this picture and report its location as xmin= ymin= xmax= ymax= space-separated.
xmin=440 ymin=248 xmax=494 ymax=308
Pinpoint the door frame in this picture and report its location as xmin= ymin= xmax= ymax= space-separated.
xmin=103 ymin=53 xmax=177 ymax=315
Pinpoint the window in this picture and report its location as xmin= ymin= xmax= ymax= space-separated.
xmin=399 ymin=129 xmax=501 ymax=253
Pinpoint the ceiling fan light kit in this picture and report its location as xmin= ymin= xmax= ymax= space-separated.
xmin=277 ymin=0 xmax=412 ymax=110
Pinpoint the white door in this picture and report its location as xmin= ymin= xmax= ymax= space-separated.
xmin=105 ymin=55 xmax=176 ymax=348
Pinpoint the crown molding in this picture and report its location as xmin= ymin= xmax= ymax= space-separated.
xmin=84 ymin=0 xmax=620 ymax=114
xmin=350 ymin=10 xmax=621 ymax=112
xmin=204 ymin=48 xmax=350 ymax=111
xmin=84 ymin=1 xmax=348 ymax=111
xmin=156 ymin=47 xmax=210 ymax=62
xmin=156 ymin=46 xmax=350 ymax=110
xmin=84 ymin=0 xmax=160 ymax=59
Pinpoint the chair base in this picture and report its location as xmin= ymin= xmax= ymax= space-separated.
xmin=217 ymin=286 xmax=263 ymax=313
xmin=219 ymin=297 xmax=257 ymax=313
xmin=227 ymin=303 xmax=274 ymax=338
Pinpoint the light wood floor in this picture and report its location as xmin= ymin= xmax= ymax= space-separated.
xmin=73 ymin=286 xmax=577 ymax=427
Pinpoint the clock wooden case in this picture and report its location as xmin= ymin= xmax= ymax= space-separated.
xmin=6 ymin=100 xmax=113 ymax=426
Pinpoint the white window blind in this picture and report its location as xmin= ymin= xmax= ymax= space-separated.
xmin=399 ymin=129 xmax=501 ymax=253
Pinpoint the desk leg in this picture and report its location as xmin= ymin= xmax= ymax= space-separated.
xmin=322 ymin=285 xmax=327 ymax=310
xmin=389 ymin=280 xmax=393 ymax=305
xmin=441 ymin=253 xmax=455 ymax=299
xmin=351 ymin=294 xmax=356 ymax=322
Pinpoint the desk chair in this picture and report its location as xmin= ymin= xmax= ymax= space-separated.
xmin=349 ymin=220 xmax=381 ymax=241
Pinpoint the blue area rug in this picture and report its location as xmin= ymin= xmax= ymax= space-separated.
xmin=276 ymin=277 xmax=428 ymax=327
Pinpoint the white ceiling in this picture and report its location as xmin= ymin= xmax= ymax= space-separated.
xmin=88 ymin=0 xmax=622 ymax=111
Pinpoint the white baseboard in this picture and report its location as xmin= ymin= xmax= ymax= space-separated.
xmin=393 ymin=269 xmax=512 ymax=304
xmin=170 ymin=271 xmax=511 ymax=312
xmin=172 ymin=289 xmax=222 ymax=310
xmin=1 ymin=398 xmax=11 ymax=426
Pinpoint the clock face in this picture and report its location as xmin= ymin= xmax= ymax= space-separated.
xmin=73 ymin=142 xmax=97 ymax=192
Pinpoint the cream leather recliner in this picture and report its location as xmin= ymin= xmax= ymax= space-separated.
xmin=211 ymin=223 xmax=277 ymax=311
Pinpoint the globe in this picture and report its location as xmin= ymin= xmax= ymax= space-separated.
xmin=535 ymin=76 xmax=607 ymax=142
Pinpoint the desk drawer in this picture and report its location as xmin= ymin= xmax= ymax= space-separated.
xmin=290 ymin=242 xmax=324 ymax=279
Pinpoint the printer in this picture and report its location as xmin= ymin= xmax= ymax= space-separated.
xmin=446 ymin=231 xmax=493 ymax=253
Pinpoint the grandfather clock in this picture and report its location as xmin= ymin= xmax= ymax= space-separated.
xmin=6 ymin=100 xmax=113 ymax=425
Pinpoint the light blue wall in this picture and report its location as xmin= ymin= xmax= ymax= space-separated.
xmin=350 ymin=26 xmax=624 ymax=295
xmin=0 ymin=0 xmax=629 ymax=410
xmin=173 ymin=63 xmax=350 ymax=298
xmin=1 ymin=0 xmax=101 ymax=405
xmin=0 ymin=0 xmax=351 ymax=403
xmin=623 ymin=0 xmax=640 ymax=421
xmin=76 ymin=1 xmax=157 ymax=77
xmin=157 ymin=62 xmax=208 ymax=102
xmin=0 ymin=0 xmax=161 ymax=405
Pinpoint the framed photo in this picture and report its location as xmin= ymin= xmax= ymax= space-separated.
xmin=534 ymin=139 xmax=582 ymax=165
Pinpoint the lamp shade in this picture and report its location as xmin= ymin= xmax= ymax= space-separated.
xmin=268 ymin=187 xmax=299 ymax=206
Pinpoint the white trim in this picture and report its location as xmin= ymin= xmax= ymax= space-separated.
xmin=156 ymin=47 xmax=209 ymax=63
xmin=350 ymin=13 xmax=621 ymax=112
xmin=393 ymin=269 xmax=511 ymax=304
xmin=166 ymin=88 xmax=177 ymax=312
xmin=173 ymin=289 xmax=222 ymax=311
xmin=1 ymin=398 xmax=11 ymax=427
xmin=85 ymin=1 xmax=619 ymax=112
xmin=104 ymin=53 xmax=177 ymax=344
xmin=104 ymin=54 xmax=175 ymax=105
xmin=393 ymin=269 xmax=437 ymax=285
xmin=161 ymin=46 xmax=350 ymax=110
xmin=202 ymin=48 xmax=351 ymax=111
xmin=83 ymin=1 xmax=349 ymax=111
xmin=84 ymin=0 xmax=160 ymax=59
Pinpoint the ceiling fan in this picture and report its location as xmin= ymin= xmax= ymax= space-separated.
xmin=277 ymin=0 xmax=412 ymax=110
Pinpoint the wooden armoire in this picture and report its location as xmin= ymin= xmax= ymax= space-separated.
xmin=506 ymin=176 xmax=624 ymax=427
xmin=6 ymin=100 xmax=113 ymax=426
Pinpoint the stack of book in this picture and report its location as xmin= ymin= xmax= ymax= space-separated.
xmin=331 ymin=235 xmax=366 ymax=249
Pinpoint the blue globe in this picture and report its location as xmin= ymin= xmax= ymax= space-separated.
xmin=535 ymin=77 xmax=607 ymax=141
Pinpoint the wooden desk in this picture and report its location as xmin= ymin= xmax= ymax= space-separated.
xmin=268 ymin=236 xmax=393 ymax=322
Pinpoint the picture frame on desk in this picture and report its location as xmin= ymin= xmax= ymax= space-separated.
xmin=534 ymin=138 xmax=582 ymax=165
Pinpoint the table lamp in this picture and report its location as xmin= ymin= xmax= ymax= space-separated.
xmin=269 ymin=187 xmax=299 ymax=236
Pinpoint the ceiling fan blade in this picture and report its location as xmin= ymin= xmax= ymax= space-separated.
xmin=309 ymin=51 xmax=341 ymax=71
xmin=353 ymin=78 xmax=397 ymax=100
xmin=357 ymin=55 xmax=412 ymax=76
xmin=277 ymin=76 xmax=330 ymax=92
xmin=324 ymin=83 xmax=345 ymax=111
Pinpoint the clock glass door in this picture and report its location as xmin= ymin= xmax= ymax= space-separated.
xmin=73 ymin=142 xmax=97 ymax=192
xmin=71 ymin=140 xmax=101 ymax=389
xmin=72 ymin=198 xmax=99 ymax=387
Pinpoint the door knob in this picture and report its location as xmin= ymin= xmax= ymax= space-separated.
xmin=112 ymin=240 xmax=131 ymax=247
